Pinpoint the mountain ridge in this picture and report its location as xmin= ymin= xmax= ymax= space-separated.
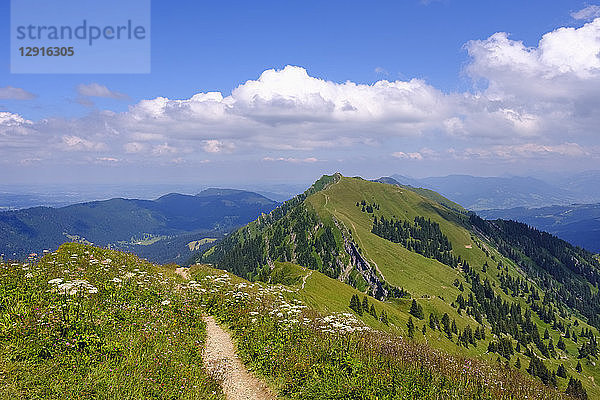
xmin=195 ymin=173 xmax=600 ymax=397
xmin=0 ymin=189 xmax=278 ymax=261
xmin=390 ymin=173 xmax=581 ymax=210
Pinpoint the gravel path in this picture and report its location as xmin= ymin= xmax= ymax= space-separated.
xmin=301 ymin=270 xmax=312 ymax=290
xmin=203 ymin=316 xmax=276 ymax=400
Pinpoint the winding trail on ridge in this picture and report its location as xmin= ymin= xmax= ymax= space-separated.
xmin=202 ymin=316 xmax=276 ymax=400
xmin=301 ymin=270 xmax=313 ymax=290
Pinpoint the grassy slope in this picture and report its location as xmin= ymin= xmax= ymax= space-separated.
xmin=0 ymin=243 xmax=223 ymax=399
xmin=306 ymin=177 xmax=600 ymax=397
xmin=0 ymin=242 xmax=575 ymax=399
xmin=190 ymin=262 xmax=569 ymax=400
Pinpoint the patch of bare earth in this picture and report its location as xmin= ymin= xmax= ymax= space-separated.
xmin=203 ymin=316 xmax=276 ymax=400
xmin=175 ymin=267 xmax=191 ymax=280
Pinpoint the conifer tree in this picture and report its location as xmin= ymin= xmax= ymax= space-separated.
xmin=548 ymin=338 xmax=556 ymax=358
xmin=566 ymin=377 xmax=588 ymax=400
xmin=369 ymin=304 xmax=377 ymax=319
xmin=407 ymin=316 xmax=415 ymax=338
xmin=576 ymin=361 xmax=582 ymax=373
xmin=410 ymin=299 xmax=424 ymax=319
xmin=429 ymin=313 xmax=437 ymax=329
xmin=441 ymin=313 xmax=451 ymax=338
xmin=379 ymin=309 xmax=388 ymax=325
xmin=349 ymin=294 xmax=363 ymax=315
xmin=550 ymin=371 xmax=557 ymax=387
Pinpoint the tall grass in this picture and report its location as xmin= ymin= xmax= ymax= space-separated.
xmin=0 ymin=243 xmax=222 ymax=399
xmin=0 ymin=243 xmax=577 ymax=399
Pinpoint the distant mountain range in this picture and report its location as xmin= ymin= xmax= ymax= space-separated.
xmin=479 ymin=203 xmax=600 ymax=253
xmin=0 ymin=188 xmax=278 ymax=262
xmin=0 ymin=182 xmax=307 ymax=211
xmin=390 ymin=173 xmax=600 ymax=210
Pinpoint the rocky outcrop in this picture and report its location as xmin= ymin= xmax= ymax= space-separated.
xmin=333 ymin=217 xmax=387 ymax=300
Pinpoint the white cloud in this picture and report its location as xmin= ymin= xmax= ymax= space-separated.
xmin=571 ymin=5 xmax=600 ymax=21
xmin=392 ymin=151 xmax=424 ymax=160
xmin=123 ymin=142 xmax=147 ymax=153
xmin=97 ymin=157 xmax=119 ymax=162
xmin=0 ymin=112 xmax=38 ymax=146
xmin=4 ymin=14 xmax=600 ymax=170
xmin=111 ymin=65 xmax=453 ymax=160
xmin=0 ymin=86 xmax=36 ymax=100
xmin=61 ymin=135 xmax=107 ymax=151
xmin=0 ymin=111 xmax=32 ymax=127
xmin=462 ymin=19 xmax=600 ymax=142
xmin=152 ymin=143 xmax=178 ymax=155
xmin=203 ymin=139 xmax=232 ymax=153
xmin=263 ymin=156 xmax=319 ymax=163
xmin=19 ymin=157 xmax=41 ymax=165
xmin=230 ymin=66 xmax=449 ymax=125
xmin=77 ymin=83 xmax=128 ymax=99
xmin=459 ymin=142 xmax=589 ymax=160
xmin=466 ymin=22 xmax=600 ymax=82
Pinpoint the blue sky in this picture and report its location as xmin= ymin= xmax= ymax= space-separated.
xmin=1 ymin=0 xmax=600 ymax=185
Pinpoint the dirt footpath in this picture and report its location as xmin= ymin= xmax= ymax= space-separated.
xmin=202 ymin=316 xmax=276 ymax=400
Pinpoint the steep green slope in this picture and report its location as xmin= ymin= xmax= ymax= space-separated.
xmin=190 ymin=261 xmax=570 ymax=400
xmin=199 ymin=174 xmax=600 ymax=398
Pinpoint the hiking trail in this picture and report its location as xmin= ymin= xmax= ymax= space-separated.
xmin=202 ymin=316 xmax=276 ymax=400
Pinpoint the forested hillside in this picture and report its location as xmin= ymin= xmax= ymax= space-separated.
xmin=0 ymin=188 xmax=277 ymax=261
xmin=479 ymin=204 xmax=600 ymax=253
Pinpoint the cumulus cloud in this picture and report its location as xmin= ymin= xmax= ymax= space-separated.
xmin=466 ymin=23 xmax=600 ymax=82
xmin=0 ymin=112 xmax=38 ymax=147
xmin=77 ymin=83 xmax=128 ymax=99
xmin=0 ymin=111 xmax=32 ymax=127
xmin=4 ymin=15 xmax=600 ymax=170
xmin=571 ymin=5 xmax=600 ymax=21
xmin=0 ymin=86 xmax=36 ymax=100
xmin=463 ymin=18 xmax=600 ymax=142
